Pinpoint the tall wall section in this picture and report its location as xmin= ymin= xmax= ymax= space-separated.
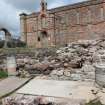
xmin=20 ymin=0 xmax=105 ymax=47
xmin=52 ymin=0 xmax=105 ymax=45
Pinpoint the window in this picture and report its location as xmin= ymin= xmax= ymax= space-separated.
xmin=77 ymin=12 xmax=80 ymax=24
xmin=38 ymin=37 xmax=41 ymax=42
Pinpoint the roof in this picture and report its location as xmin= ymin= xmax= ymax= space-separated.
xmin=23 ymin=0 xmax=105 ymax=18
xmin=49 ymin=0 xmax=104 ymax=13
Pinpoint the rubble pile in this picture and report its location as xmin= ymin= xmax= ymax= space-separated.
xmin=15 ymin=39 xmax=105 ymax=81
xmin=2 ymin=95 xmax=53 ymax=105
xmin=48 ymin=39 xmax=105 ymax=81
xmin=1 ymin=39 xmax=105 ymax=81
xmin=49 ymin=39 xmax=105 ymax=80
xmin=2 ymin=95 xmax=85 ymax=105
xmin=16 ymin=49 xmax=57 ymax=76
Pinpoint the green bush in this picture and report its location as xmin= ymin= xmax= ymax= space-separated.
xmin=16 ymin=41 xmax=26 ymax=47
xmin=7 ymin=41 xmax=16 ymax=48
xmin=7 ymin=40 xmax=26 ymax=48
xmin=0 ymin=71 xmax=8 ymax=78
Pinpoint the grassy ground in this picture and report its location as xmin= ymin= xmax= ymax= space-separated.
xmin=0 ymin=47 xmax=57 ymax=54
xmin=0 ymin=71 xmax=8 ymax=79
xmin=86 ymin=100 xmax=103 ymax=105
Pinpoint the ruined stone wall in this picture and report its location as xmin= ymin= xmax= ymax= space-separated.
xmin=20 ymin=0 xmax=105 ymax=48
xmin=1 ymin=38 xmax=105 ymax=81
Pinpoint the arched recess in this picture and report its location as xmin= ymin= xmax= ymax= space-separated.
xmin=41 ymin=30 xmax=49 ymax=47
xmin=0 ymin=31 xmax=5 ymax=40
xmin=0 ymin=28 xmax=12 ymax=47
xmin=37 ymin=30 xmax=48 ymax=42
xmin=41 ymin=30 xmax=48 ymax=38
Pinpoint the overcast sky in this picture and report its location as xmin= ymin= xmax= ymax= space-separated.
xmin=0 ymin=0 xmax=87 ymax=38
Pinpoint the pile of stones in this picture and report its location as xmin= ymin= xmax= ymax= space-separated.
xmin=47 ymin=39 xmax=105 ymax=81
xmin=1 ymin=39 xmax=105 ymax=81
xmin=15 ymin=39 xmax=105 ymax=81
xmin=2 ymin=95 xmax=85 ymax=105
xmin=16 ymin=49 xmax=57 ymax=77
xmin=2 ymin=95 xmax=53 ymax=105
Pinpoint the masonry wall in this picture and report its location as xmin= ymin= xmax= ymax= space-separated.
xmin=20 ymin=0 xmax=105 ymax=48
xmin=54 ymin=1 xmax=105 ymax=45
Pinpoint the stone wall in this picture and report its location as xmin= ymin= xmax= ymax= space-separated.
xmin=20 ymin=0 xmax=105 ymax=48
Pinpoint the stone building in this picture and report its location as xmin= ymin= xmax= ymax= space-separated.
xmin=20 ymin=0 xmax=105 ymax=48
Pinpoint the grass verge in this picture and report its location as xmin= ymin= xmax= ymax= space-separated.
xmin=0 ymin=71 xmax=8 ymax=79
xmin=86 ymin=99 xmax=103 ymax=105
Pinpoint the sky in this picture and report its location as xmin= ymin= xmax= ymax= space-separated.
xmin=0 ymin=0 xmax=87 ymax=38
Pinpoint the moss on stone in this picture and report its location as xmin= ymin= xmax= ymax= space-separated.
xmin=86 ymin=100 xmax=103 ymax=105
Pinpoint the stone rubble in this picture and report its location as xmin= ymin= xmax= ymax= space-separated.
xmin=28 ymin=39 xmax=105 ymax=81
xmin=2 ymin=95 xmax=85 ymax=105
xmin=0 ymin=39 xmax=105 ymax=81
xmin=1 ymin=39 xmax=105 ymax=105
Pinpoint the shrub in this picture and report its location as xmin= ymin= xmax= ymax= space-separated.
xmin=0 ymin=39 xmax=27 ymax=48
xmin=7 ymin=41 xmax=16 ymax=48
xmin=7 ymin=40 xmax=26 ymax=48
xmin=16 ymin=41 xmax=26 ymax=47
xmin=0 ymin=71 xmax=8 ymax=78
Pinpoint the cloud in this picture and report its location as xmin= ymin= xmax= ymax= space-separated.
xmin=0 ymin=0 xmax=20 ymax=36
xmin=3 ymin=0 xmax=88 ymax=11
xmin=48 ymin=1 xmax=66 ymax=9
xmin=0 ymin=0 xmax=87 ymax=38
xmin=4 ymin=0 xmax=39 ymax=12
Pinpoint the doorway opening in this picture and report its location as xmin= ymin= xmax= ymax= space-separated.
xmin=41 ymin=31 xmax=48 ymax=38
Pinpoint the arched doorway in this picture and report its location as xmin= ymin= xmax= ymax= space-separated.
xmin=37 ymin=30 xmax=49 ymax=48
xmin=41 ymin=30 xmax=49 ymax=48
xmin=0 ymin=28 xmax=12 ymax=47
xmin=41 ymin=31 xmax=48 ymax=38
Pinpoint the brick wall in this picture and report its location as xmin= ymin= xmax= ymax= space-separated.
xmin=20 ymin=0 xmax=105 ymax=48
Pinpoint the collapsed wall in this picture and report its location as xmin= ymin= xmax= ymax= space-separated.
xmin=1 ymin=39 xmax=105 ymax=82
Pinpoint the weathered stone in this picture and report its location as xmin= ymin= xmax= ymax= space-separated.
xmin=50 ymin=70 xmax=57 ymax=75
xmin=50 ymin=60 xmax=56 ymax=63
xmin=82 ymin=64 xmax=95 ymax=72
xmin=63 ymin=63 xmax=69 ymax=68
xmin=29 ymin=59 xmax=35 ymax=65
xmin=71 ymin=74 xmax=82 ymax=81
xmin=25 ymin=64 xmax=31 ymax=70
xmin=69 ymin=62 xmax=82 ymax=69
xmin=33 ymin=63 xmax=49 ymax=71
xmin=50 ymin=75 xmax=59 ymax=80
xmin=56 ymin=70 xmax=64 ymax=76
xmin=59 ymin=75 xmax=70 ymax=80
xmin=64 ymin=71 xmax=71 ymax=77
xmin=24 ymin=57 xmax=30 ymax=64
xmin=17 ymin=59 xmax=24 ymax=64
xmin=53 ymin=63 xmax=61 ymax=68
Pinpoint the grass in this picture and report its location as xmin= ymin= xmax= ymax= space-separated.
xmin=86 ymin=99 xmax=103 ymax=105
xmin=0 ymin=71 xmax=8 ymax=79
